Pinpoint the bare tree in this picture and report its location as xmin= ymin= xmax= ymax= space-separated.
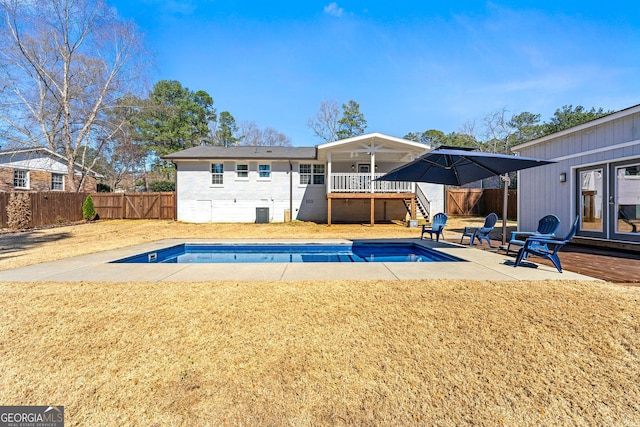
xmin=481 ymin=108 xmax=511 ymax=154
xmin=238 ymin=120 xmax=292 ymax=146
xmin=307 ymin=99 xmax=340 ymax=142
xmin=0 ymin=0 xmax=148 ymax=190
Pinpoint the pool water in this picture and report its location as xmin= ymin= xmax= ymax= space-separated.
xmin=112 ymin=243 xmax=463 ymax=264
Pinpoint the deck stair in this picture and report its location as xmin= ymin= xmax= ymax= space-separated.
xmin=403 ymin=198 xmax=428 ymax=221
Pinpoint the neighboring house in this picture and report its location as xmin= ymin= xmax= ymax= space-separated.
xmin=163 ymin=133 xmax=444 ymax=224
xmin=0 ymin=147 xmax=99 ymax=192
xmin=513 ymin=104 xmax=640 ymax=248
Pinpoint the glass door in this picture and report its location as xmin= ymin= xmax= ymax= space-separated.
xmin=610 ymin=161 xmax=640 ymax=242
xmin=577 ymin=167 xmax=606 ymax=238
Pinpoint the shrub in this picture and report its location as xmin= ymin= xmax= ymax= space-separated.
xmin=7 ymin=192 xmax=32 ymax=230
xmin=148 ymin=180 xmax=175 ymax=192
xmin=82 ymin=194 xmax=96 ymax=220
xmin=97 ymin=183 xmax=112 ymax=192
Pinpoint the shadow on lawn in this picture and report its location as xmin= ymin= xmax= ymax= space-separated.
xmin=0 ymin=230 xmax=73 ymax=262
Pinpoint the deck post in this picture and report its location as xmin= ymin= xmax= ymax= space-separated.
xmin=327 ymin=197 xmax=332 ymax=226
xmin=370 ymin=197 xmax=375 ymax=226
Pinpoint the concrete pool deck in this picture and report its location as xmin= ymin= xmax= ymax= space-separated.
xmin=0 ymin=238 xmax=601 ymax=282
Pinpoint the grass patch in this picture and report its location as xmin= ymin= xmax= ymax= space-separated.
xmin=1 ymin=279 xmax=638 ymax=425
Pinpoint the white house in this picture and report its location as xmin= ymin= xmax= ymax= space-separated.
xmin=163 ymin=133 xmax=444 ymax=224
xmin=513 ymin=104 xmax=640 ymax=248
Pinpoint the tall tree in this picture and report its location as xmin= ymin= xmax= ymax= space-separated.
xmin=336 ymin=100 xmax=367 ymax=139
xmin=542 ymin=105 xmax=611 ymax=135
xmin=308 ymin=99 xmax=367 ymax=142
xmin=238 ymin=121 xmax=292 ymax=146
xmin=507 ymin=111 xmax=542 ymax=145
xmin=481 ymin=108 xmax=512 ymax=154
xmin=99 ymin=95 xmax=146 ymax=191
xmin=136 ymin=80 xmax=216 ymax=157
xmin=215 ymin=111 xmax=239 ymax=147
xmin=0 ymin=0 xmax=147 ymax=191
xmin=403 ymin=129 xmax=447 ymax=147
xmin=307 ymin=99 xmax=340 ymax=142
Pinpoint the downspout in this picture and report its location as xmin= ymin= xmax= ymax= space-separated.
xmin=173 ymin=162 xmax=178 ymax=221
xmin=289 ymin=161 xmax=293 ymax=222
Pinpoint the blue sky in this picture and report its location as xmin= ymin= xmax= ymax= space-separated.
xmin=110 ymin=1 xmax=640 ymax=146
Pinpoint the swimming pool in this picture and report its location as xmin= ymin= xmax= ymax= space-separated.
xmin=112 ymin=242 xmax=464 ymax=264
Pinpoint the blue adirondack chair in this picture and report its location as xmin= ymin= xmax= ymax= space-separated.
xmin=514 ymin=215 xmax=580 ymax=273
xmin=421 ymin=213 xmax=448 ymax=242
xmin=506 ymin=214 xmax=560 ymax=255
xmin=460 ymin=212 xmax=498 ymax=247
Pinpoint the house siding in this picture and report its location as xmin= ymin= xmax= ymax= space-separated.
xmin=0 ymin=149 xmax=98 ymax=192
xmin=176 ymin=160 xmax=328 ymax=223
xmin=0 ymin=167 xmax=97 ymax=192
xmin=515 ymin=108 xmax=640 ymax=239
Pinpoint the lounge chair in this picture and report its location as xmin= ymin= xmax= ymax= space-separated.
xmin=506 ymin=214 xmax=560 ymax=255
xmin=460 ymin=212 xmax=498 ymax=247
xmin=514 ymin=215 xmax=579 ymax=273
xmin=421 ymin=213 xmax=448 ymax=242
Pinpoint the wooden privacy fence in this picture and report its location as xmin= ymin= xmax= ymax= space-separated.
xmin=0 ymin=192 xmax=176 ymax=229
xmin=92 ymin=193 xmax=175 ymax=220
xmin=0 ymin=192 xmax=88 ymax=228
xmin=447 ymin=188 xmax=517 ymax=219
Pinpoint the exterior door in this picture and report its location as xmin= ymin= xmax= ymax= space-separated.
xmin=577 ymin=160 xmax=640 ymax=242
xmin=357 ymin=164 xmax=370 ymax=189
xmin=610 ymin=160 xmax=640 ymax=242
xmin=577 ymin=166 xmax=606 ymax=239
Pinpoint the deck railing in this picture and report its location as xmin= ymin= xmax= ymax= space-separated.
xmin=329 ymin=173 xmax=414 ymax=193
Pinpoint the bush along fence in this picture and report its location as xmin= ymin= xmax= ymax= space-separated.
xmin=0 ymin=192 xmax=176 ymax=229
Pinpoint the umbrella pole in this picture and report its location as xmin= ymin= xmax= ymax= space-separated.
xmin=501 ymin=174 xmax=510 ymax=247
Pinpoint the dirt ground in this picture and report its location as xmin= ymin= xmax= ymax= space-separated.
xmin=1 ymin=219 xmax=639 ymax=426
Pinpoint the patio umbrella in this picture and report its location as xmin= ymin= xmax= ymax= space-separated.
xmin=376 ymin=147 xmax=556 ymax=246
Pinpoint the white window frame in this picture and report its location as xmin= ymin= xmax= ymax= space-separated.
xmin=299 ymin=163 xmax=325 ymax=186
xmin=51 ymin=173 xmax=64 ymax=191
xmin=313 ymin=164 xmax=325 ymax=185
xmin=235 ymin=163 xmax=249 ymax=180
xmin=211 ymin=163 xmax=224 ymax=186
xmin=258 ymin=163 xmax=271 ymax=180
xmin=13 ymin=169 xmax=29 ymax=189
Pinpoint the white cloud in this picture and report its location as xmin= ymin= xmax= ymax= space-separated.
xmin=324 ymin=2 xmax=344 ymax=17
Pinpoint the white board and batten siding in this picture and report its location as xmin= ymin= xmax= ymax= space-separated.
xmin=514 ymin=106 xmax=640 ymax=237
xmin=175 ymin=160 xmax=327 ymax=223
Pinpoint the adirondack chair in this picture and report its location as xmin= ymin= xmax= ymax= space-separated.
xmin=421 ymin=213 xmax=448 ymax=242
xmin=514 ymin=215 xmax=580 ymax=273
xmin=506 ymin=214 xmax=560 ymax=255
xmin=619 ymin=209 xmax=640 ymax=233
xmin=460 ymin=213 xmax=498 ymax=247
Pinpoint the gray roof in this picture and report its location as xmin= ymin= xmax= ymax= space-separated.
xmin=162 ymin=145 xmax=318 ymax=160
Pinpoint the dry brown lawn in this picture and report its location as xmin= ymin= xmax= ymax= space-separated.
xmin=1 ymin=220 xmax=639 ymax=426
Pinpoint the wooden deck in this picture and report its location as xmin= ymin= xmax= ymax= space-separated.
xmin=446 ymin=237 xmax=640 ymax=285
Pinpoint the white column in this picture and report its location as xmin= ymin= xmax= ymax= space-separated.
xmin=327 ymin=152 xmax=332 ymax=194
xmin=370 ymin=152 xmax=375 ymax=193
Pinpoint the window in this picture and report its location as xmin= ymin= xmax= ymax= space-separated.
xmin=51 ymin=173 xmax=64 ymax=190
xmin=13 ymin=169 xmax=28 ymax=189
xmin=299 ymin=164 xmax=311 ymax=185
xmin=258 ymin=164 xmax=271 ymax=179
xmin=299 ymin=164 xmax=325 ymax=185
xmin=236 ymin=164 xmax=248 ymax=178
xmin=211 ymin=163 xmax=224 ymax=185
xmin=313 ymin=164 xmax=325 ymax=184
